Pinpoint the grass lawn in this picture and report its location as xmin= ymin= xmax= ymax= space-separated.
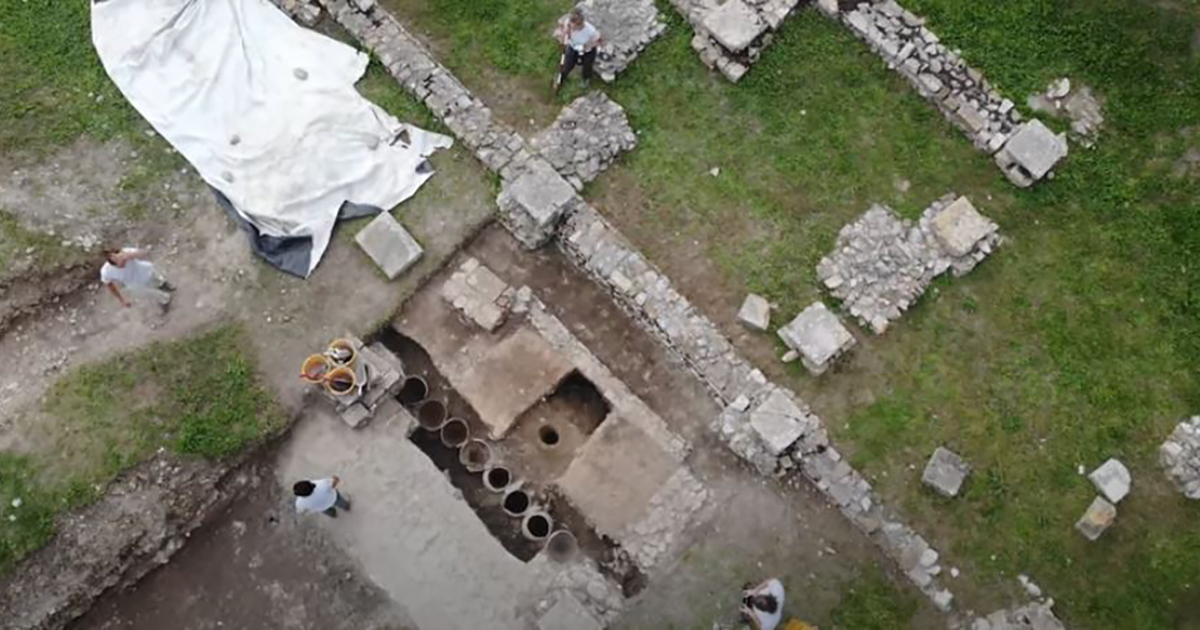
xmin=379 ymin=0 xmax=1200 ymax=626
xmin=0 ymin=326 xmax=284 ymax=574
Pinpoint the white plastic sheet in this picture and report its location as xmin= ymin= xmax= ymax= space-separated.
xmin=92 ymin=0 xmax=451 ymax=276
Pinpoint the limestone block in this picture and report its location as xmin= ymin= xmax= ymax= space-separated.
xmin=737 ymin=293 xmax=771 ymax=331
xmin=354 ymin=212 xmax=423 ymax=280
xmin=702 ymin=0 xmax=766 ymax=53
xmin=995 ymin=119 xmax=1068 ymax=187
xmin=1075 ymin=496 xmax=1116 ymax=541
xmin=538 ymin=592 xmax=604 ymax=630
xmin=497 ymin=159 xmax=579 ymax=248
xmin=1089 ymin=458 xmax=1131 ymax=504
xmin=930 ymin=196 xmax=996 ymax=257
xmin=749 ymin=388 xmax=809 ymax=455
xmin=777 ymin=302 xmax=855 ymax=375
xmin=921 ymin=447 xmax=970 ymax=497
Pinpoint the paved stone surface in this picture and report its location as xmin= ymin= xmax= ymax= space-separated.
xmin=354 ymin=212 xmax=423 ymax=280
xmin=737 ymin=293 xmax=771 ymax=332
xmin=553 ymin=0 xmax=667 ymax=82
xmin=453 ymin=326 xmax=575 ymax=439
xmin=995 ymin=120 xmax=1069 ymax=187
xmin=777 ymin=302 xmax=855 ymax=374
xmin=531 ymin=93 xmax=637 ymax=190
xmin=441 ymin=257 xmax=514 ymax=331
xmin=538 ymin=592 xmax=604 ymax=630
xmin=1088 ymin=458 xmax=1131 ymax=504
xmin=921 ymin=447 xmax=970 ymax=498
xmin=748 ymin=388 xmax=812 ymax=455
xmin=1075 ymin=496 xmax=1117 ymax=541
xmin=1160 ymin=416 xmax=1200 ymax=499
xmin=817 ymin=195 xmax=1001 ymax=334
xmin=703 ymin=0 xmax=767 ymax=52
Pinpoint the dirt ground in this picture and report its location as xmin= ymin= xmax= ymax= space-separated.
xmin=70 ymin=466 xmax=414 ymax=630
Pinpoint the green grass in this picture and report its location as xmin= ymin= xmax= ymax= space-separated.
xmin=377 ymin=0 xmax=1200 ymax=626
xmin=829 ymin=573 xmax=919 ymax=630
xmin=0 ymin=326 xmax=283 ymax=574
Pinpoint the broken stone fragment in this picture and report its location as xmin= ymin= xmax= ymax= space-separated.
xmin=1075 ymin=496 xmax=1116 ymax=541
xmin=921 ymin=446 xmax=970 ymax=497
xmin=737 ymin=293 xmax=771 ymax=332
xmin=1088 ymin=458 xmax=1131 ymax=503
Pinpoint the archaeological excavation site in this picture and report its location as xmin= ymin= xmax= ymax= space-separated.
xmin=1 ymin=0 xmax=1198 ymax=629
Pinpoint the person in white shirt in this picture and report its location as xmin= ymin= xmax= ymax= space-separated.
xmin=100 ymin=247 xmax=173 ymax=312
xmin=556 ymin=9 xmax=602 ymax=91
xmin=293 ymin=475 xmax=351 ymax=518
xmin=741 ymin=578 xmax=785 ymax=630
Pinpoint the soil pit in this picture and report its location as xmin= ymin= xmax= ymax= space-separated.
xmin=507 ymin=370 xmax=610 ymax=484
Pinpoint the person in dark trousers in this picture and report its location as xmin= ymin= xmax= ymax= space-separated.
xmin=556 ymin=9 xmax=602 ymax=92
xmin=293 ymin=475 xmax=351 ymax=518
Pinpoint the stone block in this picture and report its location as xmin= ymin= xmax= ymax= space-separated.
xmin=921 ymin=447 xmax=970 ymax=497
xmin=339 ymin=402 xmax=371 ymax=429
xmin=538 ymin=592 xmax=603 ymax=630
xmin=1075 ymin=496 xmax=1116 ymax=541
xmin=777 ymin=302 xmax=855 ymax=375
xmin=497 ymin=159 xmax=578 ymax=248
xmin=702 ymin=0 xmax=766 ymax=53
xmin=1089 ymin=458 xmax=1131 ymax=504
xmin=956 ymin=104 xmax=987 ymax=134
xmin=441 ymin=257 xmax=512 ymax=332
xmin=995 ymin=119 xmax=1068 ymax=187
xmin=930 ymin=196 xmax=996 ymax=257
xmin=737 ymin=293 xmax=771 ymax=331
xmin=749 ymin=388 xmax=809 ymax=455
xmin=354 ymin=212 xmax=423 ymax=280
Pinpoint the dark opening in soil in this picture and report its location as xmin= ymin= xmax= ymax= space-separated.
xmin=397 ymin=376 xmax=428 ymax=406
xmin=526 ymin=514 xmax=550 ymax=538
xmin=538 ymin=425 xmax=560 ymax=446
xmin=503 ymin=490 xmax=531 ymax=515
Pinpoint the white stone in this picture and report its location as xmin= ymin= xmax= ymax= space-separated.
xmin=354 ymin=212 xmax=423 ymax=280
xmin=749 ymin=389 xmax=809 ymax=455
xmin=737 ymin=293 xmax=771 ymax=331
xmin=1088 ymin=458 xmax=1131 ymax=503
xmin=930 ymin=196 xmax=997 ymax=257
xmin=996 ymin=119 xmax=1068 ymax=184
xmin=922 ymin=447 xmax=970 ymax=497
xmin=1075 ymin=496 xmax=1116 ymax=541
xmin=702 ymin=0 xmax=767 ymax=53
xmin=537 ymin=593 xmax=604 ymax=630
xmin=777 ymin=302 xmax=856 ymax=375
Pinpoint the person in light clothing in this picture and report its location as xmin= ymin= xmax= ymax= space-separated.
xmin=100 ymin=247 xmax=173 ymax=312
xmin=556 ymin=9 xmax=602 ymax=91
xmin=741 ymin=578 xmax=785 ymax=630
xmin=293 ymin=475 xmax=351 ymax=518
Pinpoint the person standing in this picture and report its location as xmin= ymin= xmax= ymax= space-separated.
xmin=100 ymin=247 xmax=173 ymax=312
xmin=293 ymin=475 xmax=352 ymax=518
xmin=556 ymin=9 xmax=602 ymax=92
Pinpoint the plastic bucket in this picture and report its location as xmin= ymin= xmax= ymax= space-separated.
xmin=324 ymin=366 xmax=357 ymax=396
xmin=301 ymin=354 xmax=331 ymax=383
xmin=327 ymin=338 xmax=357 ymax=367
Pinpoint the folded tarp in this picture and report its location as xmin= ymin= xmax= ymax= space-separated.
xmin=92 ymin=0 xmax=451 ymax=276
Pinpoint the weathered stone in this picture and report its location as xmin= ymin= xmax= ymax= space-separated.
xmin=531 ymin=93 xmax=636 ymax=188
xmin=929 ymin=196 xmax=997 ymax=257
xmin=1088 ymin=458 xmax=1131 ymax=504
xmin=749 ymin=388 xmax=810 ymax=455
xmin=538 ymin=592 xmax=604 ymax=630
xmin=995 ymin=119 xmax=1068 ymax=187
xmin=702 ymin=0 xmax=766 ymax=53
xmin=1075 ymin=496 xmax=1117 ymax=541
xmin=777 ymin=302 xmax=856 ymax=375
xmin=441 ymin=257 xmax=512 ymax=332
xmin=737 ymin=293 xmax=771 ymax=332
xmin=497 ymin=159 xmax=579 ymax=248
xmin=354 ymin=212 xmax=423 ymax=280
xmin=922 ymin=447 xmax=970 ymax=497
xmin=1161 ymin=416 xmax=1200 ymax=499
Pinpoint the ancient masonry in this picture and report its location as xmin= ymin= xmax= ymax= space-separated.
xmin=554 ymin=0 xmax=667 ymax=83
xmin=530 ymin=93 xmax=638 ymax=191
xmin=815 ymin=0 xmax=1068 ymax=187
xmin=817 ymin=195 xmax=1000 ymax=334
xmin=1160 ymin=416 xmax=1200 ymax=499
xmin=670 ymin=0 xmax=800 ymax=81
xmin=280 ymin=0 xmax=1061 ymax=623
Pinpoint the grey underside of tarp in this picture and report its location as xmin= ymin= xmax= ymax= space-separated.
xmin=210 ymin=187 xmax=380 ymax=278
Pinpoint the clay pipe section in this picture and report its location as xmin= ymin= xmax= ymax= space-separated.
xmin=483 ymin=466 xmax=512 ymax=493
xmin=545 ymin=530 xmax=577 ymax=562
xmin=458 ymin=439 xmax=491 ymax=472
xmin=502 ymin=488 xmax=531 ymax=517
xmin=522 ymin=512 xmax=553 ymax=542
xmin=397 ymin=375 xmax=428 ymax=407
xmin=416 ymin=399 xmax=447 ymax=432
xmin=440 ymin=418 xmax=470 ymax=448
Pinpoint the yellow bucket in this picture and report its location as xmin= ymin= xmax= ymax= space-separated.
xmin=326 ymin=338 xmax=357 ymax=368
xmin=324 ymin=366 xmax=358 ymax=396
xmin=300 ymin=354 xmax=331 ymax=383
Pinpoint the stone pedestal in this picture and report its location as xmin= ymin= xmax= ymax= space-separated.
xmin=497 ymin=159 xmax=581 ymax=249
xmin=354 ymin=212 xmax=423 ymax=280
xmin=777 ymin=302 xmax=856 ymax=374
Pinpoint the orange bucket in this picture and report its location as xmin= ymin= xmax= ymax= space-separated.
xmin=301 ymin=354 xmax=331 ymax=383
xmin=324 ymin=366 xmax=358 ymax=396
xmin=326 ymin=338 xmax=357 ymax=368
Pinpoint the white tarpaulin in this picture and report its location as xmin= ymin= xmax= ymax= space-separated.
xmin=91 ymin=0 xmax=451 ymax=276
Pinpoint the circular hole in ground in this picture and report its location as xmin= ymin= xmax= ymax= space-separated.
xmin=526 ymin=514 xmax=551 ymax=539
xmin=503 ymin=490 xmax=530 ymax=515
xmin=486 ymin=467 xmax=511 ymax=490
xmin=397 ymin=376 xmax=428 ymax=406
xmin=538 ymin=425 xmax=560 ymax=447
